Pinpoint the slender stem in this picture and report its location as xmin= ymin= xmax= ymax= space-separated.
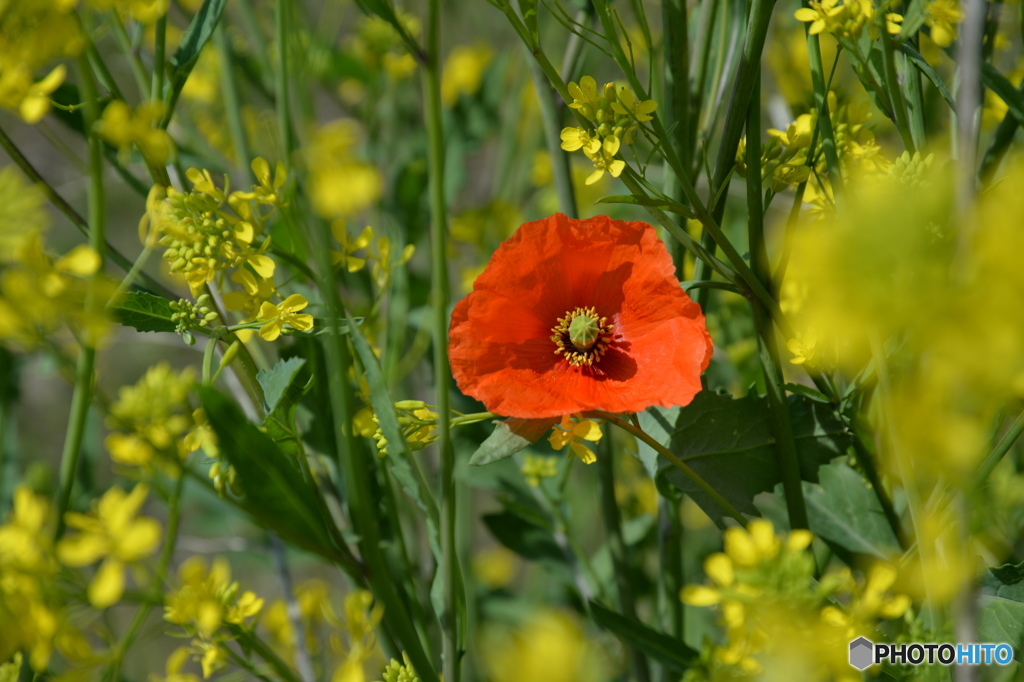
xmin=804 ymin=30 xmax=844 ymax=209
xmin=849 ymin=422 xmax=905 ymax=548
xmin=662 ymin=0 xmax=690 ymax=276
xmin=55 ymin=53 xmax=106 ymax=540
xmin=269 ymin=534 xmax=316 ymax=682
xmin=881 ymin=32 xmax=916 ymax=153
xmin=902 ymin=42 xmax=927 ymax=151
xmin=526 ymin=50 xmax=578 ymax=218
xmin=215 ymin=24 xmax=254 ymax=181
xmin=421 ymin=0 xmax=460 ymax=677
xmin=152 ymin=14 xmax=167 ymax=104
xmin=975 ymin=408 xmax=1024 ymax=488
xmin=591 ymin=411 xmax=748 ymax=527
xmin=83 ymin=29 xmax=126 ymax=102
xmin=109 ymin=13 xmax=151 ymax=100
xmin=105 ymin=245 xmax=154 ymax=306
xmin=657 ymin=497 xmax=683 ymax=651
xmin=275 ymin=0 xmax=293 ymax=165
xmin=0 ymin=125 xmax=177 ymax=299
xmin=597 ymin=438 xmax=652 ymax=682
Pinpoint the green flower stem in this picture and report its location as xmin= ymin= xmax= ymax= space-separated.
xmin=0 ymin=125 xmax=177 ymax=300
xmin=597 ymin=438 xmax=652 ymax=682
xmin=106 ymin=472 xmax=185 ymax=682
xmin=902 ymin=44 xmax=927 ymax=151
xmin=591 ymin=411 xmax=748 ymax=527
xmin=215 ymin=24 xmax=254 ymax=182
xmin=526 ymin=51 xmax=578 ymax=218
xmin=881 ymin=33 xmax=916 ymax=153
xmin=662 ymin=0 xmax=690 ymax=276
xmin=82 ymin=25 xmax=125 ymax=102
xmin=232 ymin=627 xmax=305 ymax=682
xmin=105 ymin=245 xmax=154 ymax=307
xmin=202 ymin=332 xmax=220 ymax=386
xmin=535 ymin=480 xmax=603 ymax=603
xmin=974 ymin=408 xmax=1024 ymax=489
xmin=656 ymin=497 xmax=684 ymax=652
xmin=804 ymin=29 xmax=845 ymax=209
xmin=109 ymin=13 xmax=151 ymax=101
xmin=688 ymin=0 xmax=720 ymax=177
xmin=269 ymin=534 xmax=316 ymax=682
xmin=55 ymin=53 xmax=107 ymax=540
xmin=420 ymin=0 xmax=462 ymax=675
xmin=152 ymin=14 xmax=167 ymax=103
xmin=275 ymin=0 xmax=293 ymax=164
xmin=849 ymin=421 xmax=905 ymax=548
xmin=746 ymin=74 xmax=809 ymax=531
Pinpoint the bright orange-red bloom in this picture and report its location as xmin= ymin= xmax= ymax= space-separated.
xmin=449 ymin=214 xmax=713 ymax=419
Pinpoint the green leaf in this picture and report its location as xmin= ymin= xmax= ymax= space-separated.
xmin=198 ymin=387 xmax=342 ymax=562
xmin=256 ymin=357 xmax=306 ymax=415
xmin=595 ymin=194 xmax=695 ymax=218
xmin=588 ymin=601 xmax=697 ymax=672
xmin=166 ymin=0 xmax=229 ymax=106
xmin=784 ymin=383 xmax=832 ymax=404
xmin=990 ymin=560 xmax=1024 ymax=587
xmin=983 ymin=64 xmax=1024 ymax=129
xmin=470 ymin=418 xmax=555 ymax=466
xmin=977 ymin=596 xmax=1024 ymax=645
xmin=898 ymin=43 xmax=955 ymax=111
xmin=110 ymin=291 xmax=177 ymax=333
xmin=800 ymin=462 xmax=900 ymax=559
xmin=482 ymin=510 xmax=567 ymax=569
xmin=639 ymin=391 xmax=850 ymax=526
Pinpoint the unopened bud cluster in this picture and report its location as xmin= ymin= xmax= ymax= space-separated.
xmin=170 ymin=295 xmax=217 ymax=344
xmin=371 ymin=400 xmax=438 ymax=457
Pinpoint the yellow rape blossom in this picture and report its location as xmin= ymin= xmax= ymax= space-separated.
xmin=520 ymin=453 xmax=558 ymax=487
xmin=57 ymin=483 xmax=162 ymax=608
xmin=164 ymin=556 xmax=264 ymax=636
xmin=306 ymin=121 xmax=382 ymax=219
xmin=257 ymin=294 xmax=314 ymax=341
xmin=548 ymin=413 xmax=603 ymax=464
xmin=441 ymin=45 xmax=493 ymax=106
xmin=925 ymin=0 xmax=964 ymax=47
xmin=95 ymin=100 xmax=174 ymax=165
xmin=105 ymin=362 xmax=197 ymax=466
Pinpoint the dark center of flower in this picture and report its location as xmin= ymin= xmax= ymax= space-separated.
xmin=550 ymin=306 xmax=614 ymax=367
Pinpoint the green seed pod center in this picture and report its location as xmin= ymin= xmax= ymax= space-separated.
xmin=568 ymin=314 xmax=600 ymax=351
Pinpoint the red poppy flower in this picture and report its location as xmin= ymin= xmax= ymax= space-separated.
xmin=449 ymin=213 xmax=713 ymax=419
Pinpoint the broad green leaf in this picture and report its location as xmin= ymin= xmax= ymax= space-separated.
xmin=989 ymin=560 xmax=1024 ymax=587
xmin=256 ymin=357 xmax=306 ymax=415
xmin=198 ymin=387 xmax=341 ymax=562
xmin=977 ymin=597 xmax=1024 ymax=645
xmin=596 ymin=194 xmax=695 ymax=218
xmin=110 ymin=291 xmax=177 ymax=333
xmin=470 ymin=418 xmax=555 ymax=466
xmin=165 ymin=0 xmax=229 ymax=114
xmin=589 ymin=601 xmax=697 ymax=672
xmin=482 ymin=510 xmax=567 ymax=569
xmin=639 ymin=391 xmax=850 ymax=526
xmin=800 ymin=462 xmax=900 ymax=558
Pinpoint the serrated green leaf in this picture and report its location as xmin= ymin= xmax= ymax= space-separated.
xmin=639 ymin=391 xmax=850 ymax=526
xmin=588 ymin=601 xmax=697 ymax=672
xmin=198 ymin=386 xmax=343 ymax=563
xmin=470 ymin=418 xmax=554 ymax=466
xmin=800 ymin=462 xmax=899 ymax=559
xmin=595 ymin=194 xmax=695 ymax=218
xmin=978 ymin=596 xmax=1024 ymax=645
xmin=110 ymin=291 xmax=178 ymax=333
xmin=256 ymin=357 xmax=306 ymax=415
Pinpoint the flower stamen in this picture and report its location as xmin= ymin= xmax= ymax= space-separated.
xmin=551 ymin=306 xmax=614 ymax=366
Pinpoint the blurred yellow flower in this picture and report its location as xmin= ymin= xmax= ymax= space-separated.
xmin=165 ymin=556 xmax=264 ymax=636
xmin=520 ymin=453 xmax=558 ymax=487
xmin=57 ymin=483 xmax=162 ymax=608
xmin=925 ymin=0 xmax=964 ymax=46
xmin=96 ymin=100 xmax=174 ymax=164
xmin=472 ymin=546 xmax=519 ymax=589
xmin=441 ymin=45 xmax=493 ymax=106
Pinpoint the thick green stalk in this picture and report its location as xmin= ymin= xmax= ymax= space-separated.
xmin=276 ymin=0 xmax=294 ymax=164
xmin=902 ymin=43 xmax=927 ymax=151
xmin=597 ymin=439 xmax=652 ymax=682
xmin=152 ymin=15 xmax=167 ymax=103
xmin=662 ymin=0 xmax=690 ymax=275
xmin=420 ymin=0 xmax=461 ymax=676
xmin=693 ymin=0 xmax=776 ymax=308
xmin=526 ymin=53 xmax=578 ymax=218
xmin=974 ymin=409 xmax=1024 ymax=488
xmin=592 ymin=412 xmax=748 ymax=527
xmin=215 ymin=24 xmax=254 ymax=181
xmin=56 ymin=53 xmax=106 ymax=539
xmin=746 ymin=75 xmax=808 ymax=530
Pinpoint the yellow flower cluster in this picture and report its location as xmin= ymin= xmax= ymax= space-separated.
xmin=306 ymin=121 xmax=382 ymax=219
xmin=105 ymin=362 xmax=202 ymax=467
xmin=378 ymin=652 xmax=419 ymax=682
xmin=0 ymin=169 xmax=107 ymax=348
xmin=0 ymin=488 xmax=60 ymax=671
xmin=681 ymin=520 xmax=908 ymax=680
xmin=164 ymin=556 xmax=265 ymax=678
xmin=560 ymin=76 xmax=657 ymax=185
xmin=925 ymin=0 xmax=964 ymax=46
xmin=548 ymin=413 xmax=603 ymax=464
xmin=441 ymin=45 xmax=494 ymax=107
xmin=795 ymin=0 xmax=902 ymax=40
xmin=331 ymin=220 xmax=415 ymax=290
xmin=370 ymin=400 xmax=439 ymax=457
xmin=96 ymin=101 xmax=174 ymax=165
xmin=57 ymin=483 xmax=162 ymax=609
xmin=520 ymin=453 xmax=558 ymax=487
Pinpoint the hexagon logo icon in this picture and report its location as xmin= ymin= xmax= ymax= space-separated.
xmin=849 ymin=637 xmax=874 ymax=670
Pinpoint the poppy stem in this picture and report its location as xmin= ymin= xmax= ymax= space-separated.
xmin=591 ymin=411 xmax=748 ymax=527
